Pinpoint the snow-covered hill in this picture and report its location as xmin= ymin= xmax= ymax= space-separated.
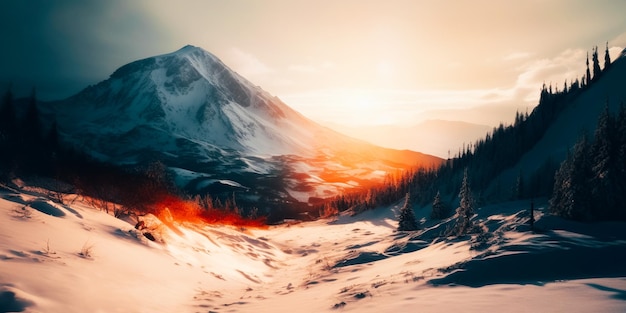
xmin=46 ymin=45 xmax=441 ymax=210
xmin=2 ymin=184 xmax=625 ymax=312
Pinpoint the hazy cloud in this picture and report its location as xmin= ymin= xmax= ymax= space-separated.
xmin=503 ymin=52 xmax=533 ymax=61
xmin=288 ymin=65 xmax=320 ymax=74
xmin=228 ymin=48 xmax=274 ymax=77
xmin=288 ymin=61 xmax=334 ymax=74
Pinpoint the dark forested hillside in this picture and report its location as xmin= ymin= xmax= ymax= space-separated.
xmin=330 ymin=45 xmax=626 ymax=223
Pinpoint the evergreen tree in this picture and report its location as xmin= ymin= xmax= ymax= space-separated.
xmin=585 ymin=51 xmax=591 ymax=86
xmin=550 ymin=151 xmax=569 ymax=217
xmin=550 ymin=134 xmax=592 ymax=220
xmin=590 ymin=103 xmax=617 ymax=219
xmin=454 ymin=168 xmax=474 ymax=235
xmin=592 ymin=46 xmax=601 ymax=81
xmin=604 ymin=42 xmax=611 ymax=71
xmin=397 ymin=192 xmax=418 ymax=231
xmin=430 ymin=191 xmax=448 ymax=219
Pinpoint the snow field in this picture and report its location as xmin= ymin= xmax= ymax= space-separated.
xmin=1 ymin=186 xmax=625 ymax=312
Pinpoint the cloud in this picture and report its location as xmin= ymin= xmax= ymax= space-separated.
xmin=228 ymin=48 xmax=274 ymax=78
xmin=503 ymin=51 xmax=533 ymax=61
xmin=610 ymin=31 xmax=626 ymax=48
xmin=281 ymin=87 xmax=516 ymax=127
xmin=512 ymin=48 xmax=587 ymax=102
xmin=288 ymin=61 xmax=334 ymax=74
xmin=284 ymin=43 xmax=625 ymax=128
xmin=288 ymin=65 xmax=320 ymax=74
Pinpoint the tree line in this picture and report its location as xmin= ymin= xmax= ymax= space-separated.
xmin=550 ymin=103 xmax=626 ymax=221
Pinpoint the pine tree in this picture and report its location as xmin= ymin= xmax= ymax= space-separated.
xmin=550 ymin=134 xmax=592 ymax=220
xmin=590 ymin=103 xmax=617 ymax=219
xmin=585 ymin=51 xmax=591 ymax=86
xmin=430 ymin=191 xmax=448 ymax=219
xmin=604 ymin=42 xmax=611 ymax=71
xmin=550 ymin=151 xmax=570 ymax=217
xmin=397 ymin=192 xmax=418 ymax=231
xmin=592 ymin=46 xmax=602 ymax=81
xmin=454 ymin=168 xmax=474 ymax=235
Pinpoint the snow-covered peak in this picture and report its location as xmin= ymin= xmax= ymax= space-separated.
xmin=64 ymin=44 xmax=319 ymax=156
xmin=53 ymin=46 xmax=441 ymax=205
xmin=110 ymin=45 xmax=228 ymax=87
xmin=175 ymin=44 xmax=202 ymax=53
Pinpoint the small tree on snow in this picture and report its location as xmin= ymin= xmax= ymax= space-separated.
xmin=430 ymin=191 xmax=448 ymax=219
xmin=454 ymin=168 xmax=475 ymax=235
xmin=397 ymin=192 xmax=419 ymax=231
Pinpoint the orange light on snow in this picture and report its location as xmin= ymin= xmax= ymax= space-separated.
xmin=152 ymin=194 xmax=266 ymax=228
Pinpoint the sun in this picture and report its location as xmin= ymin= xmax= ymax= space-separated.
xmin=339 ymin=90 xmax=377 ymax=112
xmin=336 ymin=90 xmax=390 ymax=126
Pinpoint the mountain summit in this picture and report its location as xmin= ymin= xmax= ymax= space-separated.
xmin=62 ymin=44 xmax=320 ymax=156
xmin=51 ymin=45 xmax=441 ymax=215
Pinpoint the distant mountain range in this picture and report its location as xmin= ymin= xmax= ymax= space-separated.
xmin=43 ymin=45 xmax=442 ymax=213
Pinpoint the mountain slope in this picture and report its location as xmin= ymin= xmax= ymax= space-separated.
xmin=48 ymin=45 xmax=442 ymax=213
xmin=492 ymin=48 xmax=626 ymax=192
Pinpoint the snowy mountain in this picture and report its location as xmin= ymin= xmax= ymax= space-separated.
xmin=48 ymin=45 xmax=441 ymax=211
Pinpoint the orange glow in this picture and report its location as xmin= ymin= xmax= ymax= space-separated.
xmin=151 ymin=194 xmax=267 ymax=229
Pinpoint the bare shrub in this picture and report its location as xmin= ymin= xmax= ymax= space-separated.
xmin=79 ymin=241 xmax=94 ymax=258
xmin=42 ymin=239 xmax=56 ymax=256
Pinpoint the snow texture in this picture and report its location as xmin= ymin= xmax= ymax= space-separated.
xmin=1 ymin=184 xmax=625 ymax=312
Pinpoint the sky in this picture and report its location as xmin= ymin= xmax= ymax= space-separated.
xmin=2 ymin=0 xmax=626 ymax=135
